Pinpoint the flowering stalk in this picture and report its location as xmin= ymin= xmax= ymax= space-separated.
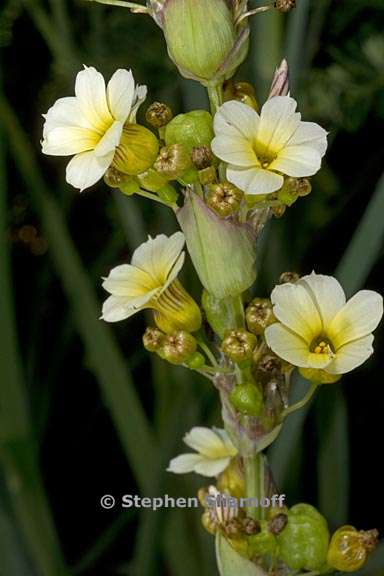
xmin=43 ymin=4 xmax=383 ymax=575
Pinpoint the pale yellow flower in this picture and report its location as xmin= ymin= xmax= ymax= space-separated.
xmin=42 ymin=66 xmax=147 ymax=191
xmin=265 ymin=273 xmax=383 ymax=375
xmin=211 ymin=96 xmax=328 ymax=195
xmin=167 ymin=427 xmax=238 ymax=477
xmin=101 ymin=232 xmax=201 ymax=333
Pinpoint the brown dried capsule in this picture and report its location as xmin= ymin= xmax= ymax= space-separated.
xmin=275 ymin=0 xmax=296 ymax=12
xmin=207 ymin=181 xmax=243 ymax=218
xmin=268 ymin=513 xmax=288 ymax=535
xmin=145 ymin=101 xmax=173 ymax=128
xmin=192 ymin=145 xmax=214 ymax=170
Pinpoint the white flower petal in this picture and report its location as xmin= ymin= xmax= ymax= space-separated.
xmin=265 ymin=323 xmax=313 ymax=367
xmin=270 ymin=282 xmax=323 ymax=342
xmin=299 ymin=272 xmax=346 ymax=327
xmin=326 ymin=335 xmax=374 ymax=374
xmin=194 ymin=457 xmax=232 ymax=477
xmin=167 ymin=454 xmax=204 ymax=474
xmin=132 ymin=232 xmax=185 ymax=284
xmin=107 ymin=69 xmax=135 ymax=122
xmin=226 ymin=165 xmax=283 ymax=195
xmin=211 ymin=135 xmax=257 ymax=167
xmin=214 ymin=100 xmax=259 ymax=141
xmin=329 ymin=290 xmax=383 ymax=349
xmin=183 ymin=427 xmax=236 ymax=459
xmin=101 ymin=294 xmax=145 ymax=322
xmin=65 ymin=150 xmax=114 ymax=191
xmin=75 ymin=66 xmax=113 ymax=131
xmin=42 ymin=125 xmax=99 ymax=156
xmin=288 ymin=121 xmax=328 ymax=156
xmin=43 ymin=97 xmax=93 ymax=136
xmin=269 ymin=145 xmax=322 ymax=177
xmin=94 ymin=120 xmax=123 ymax=157
xmin=102 ymin=264 xmax=157 ymax=297
xmin=257 ymin=96 xmax=300 ymax=152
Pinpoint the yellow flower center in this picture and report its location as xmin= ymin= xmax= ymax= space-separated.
xmin=253 ymin=142 xmax=277 ymax=169
xmin=310 ymin=336 xmax=335 ymax=356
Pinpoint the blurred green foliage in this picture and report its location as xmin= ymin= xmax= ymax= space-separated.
xmin=0 ymin=0 xmax=384 ymax=575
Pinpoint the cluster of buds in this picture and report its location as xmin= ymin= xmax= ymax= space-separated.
xmin=143 ymin=327 xmax=205 ymax=368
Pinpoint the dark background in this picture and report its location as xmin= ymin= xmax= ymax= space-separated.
xmin=1 ymin=0 xmax=384 ymax=574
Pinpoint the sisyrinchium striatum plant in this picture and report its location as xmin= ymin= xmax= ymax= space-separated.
xmin=41 ymin=1 xmax=383 ymax=574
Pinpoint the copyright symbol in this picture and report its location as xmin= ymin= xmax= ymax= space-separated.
xmin=100 ymin=495 xmax=115 ymax=509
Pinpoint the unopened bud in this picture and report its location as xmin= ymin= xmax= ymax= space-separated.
xmin=268 ymin=59 xmax=290 ymax=98
xmin=278 ymin=177 xmax=312 ymax=207
xmin=268 ymin=513 xmax=288 ymax=535
xmin=162 ymin=330 xmax=197 ymax=365
xmin=154 ymin=144 xmax=192 ymax=179
xmin=145 ymin=101 xmax=173 ymax=128
xmin=186 ymin=351 xmax=206 ymax=370
xmin=192 ymin=145 xmax=214 ymax=170
xmin=112 ymin=125 xmax=159 ymax=176
xmin=274 ymin=0 xmax=296 ymax=12
xmin=222 ymin=329 xmax=257 ymax=362
xmin=229 ymin=382 xmax=263 ymax=416
xmin=143 ymin=327 xmax=165 ymax=352
xmin=246 ymin=298 xmax=275 ymax=335
xmin=279 ymin=271 xmax=300 ymax=284
xmin=207 ymin=182 xmax=243 ymax=218
xmin=224 ymin=81 xmax=258 ymax=110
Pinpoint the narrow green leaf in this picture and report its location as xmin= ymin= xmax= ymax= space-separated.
xmin=336 ymin=171 xmax=384 ymax=296
xmin=285 ymin=0 xmax=311 ymax=92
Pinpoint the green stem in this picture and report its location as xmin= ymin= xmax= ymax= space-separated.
xmin=137 ymin=189 xmax=177 ymax=210
xmin=207 ymin=83 xmax=224 ymax=115
xmin=282 ymin=382 xmax=318 ymax=418
xmin=197 ymin=338 xmax=219 ymax=368
xmin=244 ymin=453 xmax=265 ymax=521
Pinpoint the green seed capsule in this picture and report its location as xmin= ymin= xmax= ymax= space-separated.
xmin=186 ymin=351 xmax=206 ymax=370
xmin=277 ymin=503 xmax=329 ymax=572
xmin=143 ymin=327 xmax=165 ymax=352
xmin=162 ymin=330 xmax=197 ymax=365
xmin=222 ymin=329 xmax=257 ymax=363
xmin=229 ymin=382 xmax=263 ymax=417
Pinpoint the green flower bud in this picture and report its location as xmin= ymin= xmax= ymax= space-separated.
xmin=207 ymin=182 xmax=243 ymax=218
xmin=277 ymin=503 xmax=330 ymax=572
xmin=177 ymin=192 xmax=257 ymax=298
xmin=145 ymin=101 xmax=173 ymax=128
xmin=229 ymin=382 xmax=263 ymax=417
xmin=222 ymin=329 xmax=257 ymax=363
xmin=165 ymin=110 xmax=214 ymax=154
xmin=154 ymin=144 xmax=192 ymax=179
xmin=143 ymin=326 xmax=165 ymax=352
xmin=327 ymin=526 xmax=378 ymax=573
xmin=245 ymin=298 xmax=276 ymax=335
xmin=186 ymin=351 xmax=206 ymax=370
xmin=151 ymin=0 xmax=250 ymax=85
xmin=112 ymin=124 xmax=159 ymax=176
xmin=162 ymin=330 xmax=197 ymax=364
xmin=277 ymin=177 xmax=312 ymax=207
